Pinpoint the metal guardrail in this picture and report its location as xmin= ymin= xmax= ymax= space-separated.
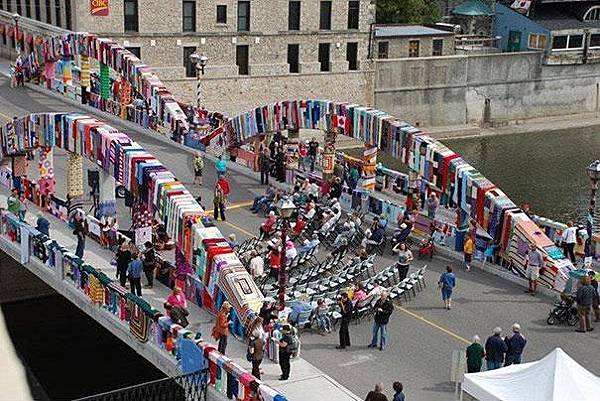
xmin=73 ymin=369 xmax=210 ymax=401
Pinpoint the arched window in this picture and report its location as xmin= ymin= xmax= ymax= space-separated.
xmin=584 ymin=6 xmax=600 ymax=21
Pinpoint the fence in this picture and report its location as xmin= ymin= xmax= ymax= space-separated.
xmin=74 ymin=369 xmax=209 ymax=401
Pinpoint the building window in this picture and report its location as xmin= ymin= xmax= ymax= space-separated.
xmin=584 ymin=6 xmax=600 ymax=21
xmin=590 ymin=33 xmax=600 ymax=48
xmin=552 ymin=34 xmax=583 ymax=50
xmin=16 ymin=0 xmax=21 ymax=15
xmin=568 ymin=34 xmax=583 ymax=49
xmin=552 ymin=35 xmax=567 ymax=49
xmin=408 ymin=40 xmax=419 ymax=57
xmin=0 ymin=0 xmax=4 ymax=11
xmin=378 ymin=41 xmax=389 ymax=59
xmin=237 ymin=1 xmax=250 ymax=31
xmin=126 ymin=46 xmax=141 ymax=58
xmin=25 ymin=0 xmax=31 ymax=17
xmin=528 ymin=34 xmax=547 ymax=50
xmin=65 ymin=0 xmax=72 ymax=30
xmin=216 ymin=5 xmax=227 ymax=23
xmin=124 ymin=0 xmax=139 ymax=33
xmin=183 ymin=46 xmax=197 ymax=77
xmin=432 ymin=39 xmax=443 ymax=56
xmin=320 ymin=1 xmax=332 ymax=30
xmin=347 ymin=42 xmax=358 ymax=70
xmin=183 ymin=0 xmax=196 ymax=32
xmin=34 ymin=0 xmax=41 ymax=20
xmin=348 ymin=1 xmax=359 ymax=30
xmin=236 ymin=45 xmax=249 ymax=75
xmin=318 ymin=43 xmax=330 ymax=72
xmin=45 ymin=0 xmax=51 ymax=23
xmin=288 ymin=44 xmax=299 ymax=73
xmin=6 ymin=0 xmax=11 ymax=12
xmin=289 ymin=1 xmax=300 ymax=31
xmin=55 ymin=1 xmax=61 ymax=27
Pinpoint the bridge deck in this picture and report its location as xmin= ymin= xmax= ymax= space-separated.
xmin=0 ymin=174 xmax=357 ymax=401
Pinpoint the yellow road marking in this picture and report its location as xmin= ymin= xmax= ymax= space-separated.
xmin=395 ymin=305 xmax=471 ymax=345
xmin=220 ymin=220 xmax=255 ymax=238
xmin=204 ymin=200 xmax=253 ymax=215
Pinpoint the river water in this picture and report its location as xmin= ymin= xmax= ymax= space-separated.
xmin=441 ymin=128 xmax=600 ymax=223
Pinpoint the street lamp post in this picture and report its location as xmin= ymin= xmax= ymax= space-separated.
xmin=585 ymin=160 xmax=600 ymax=258
xmin=13 ymin=13 xmax=20 ymax=54
xmin=276 ymin=196 xmax=296 ymax=310
xmin=189 ymin=52 xmax=208 ymax=109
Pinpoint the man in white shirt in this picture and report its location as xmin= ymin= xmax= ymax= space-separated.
xmin=249 ymin=251 xmax=265 ymax=278
xmin=562 ymin=221 xmax=577 ymax=264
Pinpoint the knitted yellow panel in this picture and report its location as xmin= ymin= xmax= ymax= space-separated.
xmin=67 ymin=153 xmax=84 ymax=197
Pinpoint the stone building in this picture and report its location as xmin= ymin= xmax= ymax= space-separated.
xmin=373 ymin=25 xmax=455 ymax=59
xmin=0 ymin=0 xmax=375 ymax=114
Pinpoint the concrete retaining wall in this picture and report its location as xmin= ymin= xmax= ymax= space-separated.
xmin=374 ymin=52 xmax=600 ymax=127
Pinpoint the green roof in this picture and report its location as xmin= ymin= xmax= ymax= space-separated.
xmin=453 ymin=0 xmax=494 ymax=16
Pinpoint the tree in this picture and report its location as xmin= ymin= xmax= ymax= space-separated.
xmin=376 ymin=0 xmax=441 ymax=24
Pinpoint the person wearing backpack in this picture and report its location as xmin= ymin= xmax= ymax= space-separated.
xmin=279 ymin=324 xmax=296 ymax=380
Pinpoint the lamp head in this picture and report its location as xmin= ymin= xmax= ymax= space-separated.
xmin=277 ymin=196 xmax=296 ymax=219
xmin=189 ymin=52 xmax=201 ymax=64
xmin=587 ymin=160 xmax=600 ymax=182
xmin=13 ymin=13 xmax=20 ymax=22
xmin=199 ymin=54 xmax=208 ymax=67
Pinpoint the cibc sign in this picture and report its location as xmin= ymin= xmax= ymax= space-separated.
xmin=90 ymin=0 xmax=109 ymax=16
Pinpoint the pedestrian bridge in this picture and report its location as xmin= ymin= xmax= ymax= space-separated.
xmin=0 ymin=111 xmax=283 ymax=401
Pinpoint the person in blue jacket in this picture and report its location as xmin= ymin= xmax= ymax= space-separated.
xmin=438 ymin=266 xmax=456 ymax=310
xmin=215 ymin=155 xmax=228 ymax=176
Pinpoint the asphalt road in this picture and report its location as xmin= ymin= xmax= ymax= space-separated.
xmin=2 ymin=77 xmax=600 ymax=401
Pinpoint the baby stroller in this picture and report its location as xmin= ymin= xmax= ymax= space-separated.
xmin=547 ymin=295 xmax=578 ymax=326
xmin=418 ymin=236 xmax=435 ymax=260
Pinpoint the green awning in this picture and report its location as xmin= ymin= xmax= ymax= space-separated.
xmin=453 ymin=0 xmax=494 ymax=16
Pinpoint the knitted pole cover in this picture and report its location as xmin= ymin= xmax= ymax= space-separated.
xmin=100 ymin=63 xmax=110 ymax=100
xmin=37 ymin=147 xmax=56 ymax=196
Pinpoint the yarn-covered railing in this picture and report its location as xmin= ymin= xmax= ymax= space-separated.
xmin=0 ymin=211 xmax=284 ymax=401
xmin=0 ymin=112 xmax=280 ymax=400
xmin=227 ymin=99 xmax=575 ymax=290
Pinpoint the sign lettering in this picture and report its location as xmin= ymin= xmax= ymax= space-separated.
xmin=90 ymin=0 xmax=109 ymax=16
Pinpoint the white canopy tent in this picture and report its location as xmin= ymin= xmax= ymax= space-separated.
xmin=462 ymin=348 xmax=600 ymax=401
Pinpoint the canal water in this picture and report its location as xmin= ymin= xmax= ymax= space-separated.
xmin=1 ymin=252 xmax=165 ymax=400
xmin=441 ymin=128 xmax=600 ymax=223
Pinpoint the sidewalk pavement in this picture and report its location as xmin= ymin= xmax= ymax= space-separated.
xmin=0 ymin=162 xmax=359 ymax=401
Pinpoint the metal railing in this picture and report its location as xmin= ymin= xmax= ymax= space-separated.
xmin=74 ymin=369 xmax=209 ymax=401
xmin=455 ymin=35 xmax=501 ymax=53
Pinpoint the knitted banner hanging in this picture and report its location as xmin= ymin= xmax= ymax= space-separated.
xmin=100 ymin=62 xmax=110 ymax=100
xmin=37 ymin=147 xmax=55 ymax=196
xmin=80 ymin=55 xmax=90 ymax=88
xmin=62 ymin=56 xmax=72 ymax=87
xmin=98 ymin=170 xmax=117 ymax=218
xmin=67 ymin=153 xmax=84 ymax=215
